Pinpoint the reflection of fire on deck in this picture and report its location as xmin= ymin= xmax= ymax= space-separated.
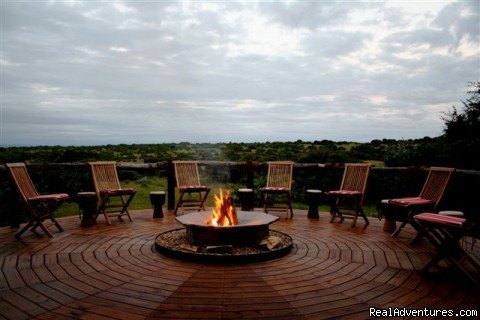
xmin=155 ymin=189 xmax=293 ymax=261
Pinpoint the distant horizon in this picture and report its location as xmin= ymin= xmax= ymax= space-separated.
xmin=1 ymin=1 xmax=477 ymax=146
xmin=0 ymin=134 xmax=441 ymax=148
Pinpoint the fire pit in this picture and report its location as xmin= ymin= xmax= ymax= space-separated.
xmin=176 ymin=210 xmax=279 ymax=246
xmin=155 ymin=189 xmax=293 ymax=262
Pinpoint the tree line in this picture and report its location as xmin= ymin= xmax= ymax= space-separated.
xmin=1 ymin=81 xmax=478 ymax=170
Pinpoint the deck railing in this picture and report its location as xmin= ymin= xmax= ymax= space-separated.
xmin=1 ymin=161 xmax=479 ymax=227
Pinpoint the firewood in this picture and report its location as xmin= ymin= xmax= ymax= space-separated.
xmin=258 ymin=236 xmax=283 ymax=250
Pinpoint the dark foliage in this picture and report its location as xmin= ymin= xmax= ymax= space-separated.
xmin=441 ymin=81 xmax=480 ymax=169
xmin=383 ymin=81 xmax=480 ymax=170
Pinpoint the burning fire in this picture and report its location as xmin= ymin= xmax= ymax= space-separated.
xmin=207 ymin=189 xmax=238 ymax=227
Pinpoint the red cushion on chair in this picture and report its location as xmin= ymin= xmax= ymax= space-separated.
xmin=28 ymin=193 xmax=69 ymax=202
xmin=389 ymin=197 xmax=433 ymax=206
xmin=180 ymin=186 xmax=209 ymax=191
xmin=100 ymin=188 xmax=136 ymax=196
xmin=261 ymin=187 xmax=288 ymax=191
xmin=415 ymin=212 xmax=465 ymax=227
xmin=327 ymin=190 xmax=361 ymax=196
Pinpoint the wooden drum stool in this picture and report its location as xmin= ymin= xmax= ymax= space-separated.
xmin=237 ymin=188 xmax=254 ymax=211
xmin=306 ymin=189 xmax=322 ymax=219
xmin=150 ymin=191 xmax=166 ymax=218
xmin=77 ymin=192 xmax=98 ymax=227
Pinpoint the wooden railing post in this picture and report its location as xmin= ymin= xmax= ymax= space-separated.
xmin=246 ymin=161 xmax=254 ymax=189
xmin=166 ymin=160 xmax=175 ymax=210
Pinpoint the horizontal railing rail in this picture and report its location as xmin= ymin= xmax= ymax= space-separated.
xmin=1 ymin=161 xmax=479 ymax=227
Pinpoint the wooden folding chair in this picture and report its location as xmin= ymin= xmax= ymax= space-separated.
xmin=260 ymin=161 xmax=294 ymax=218
xmin=414 ymin=213 xmax=479 ymax=284
xmin=6 ymin=163 xmax=68 ymax=239
xmin=326 ymin=163 xmax=371 ymax=227
xmin=89 ymin=161 xmax=136 ymax=225
xmin=380 ymin=167 xmax=455 ymax=240
xmin=173 ymin=161 xmax=211 ymax=215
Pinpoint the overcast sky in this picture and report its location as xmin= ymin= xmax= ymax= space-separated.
xmin=1 ymin=1 xmax=479 ymax=146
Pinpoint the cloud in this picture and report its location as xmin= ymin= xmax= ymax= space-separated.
xmin=1 ymin=0 xmax=478 ymax=146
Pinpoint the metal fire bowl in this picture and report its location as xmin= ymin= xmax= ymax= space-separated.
xmin=175 ymin=211 xmax=280 ymax=246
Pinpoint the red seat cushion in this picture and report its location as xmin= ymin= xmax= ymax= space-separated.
xmin=28 ymin=193 xmax=69 ymax=202
xmin=327 ymin=190 xmax=361 ymax=196
xmin=180 ymin=186 xmax=209 ymax=190
xmin=415 ymin=212 xmax=465 ymax=227
xmin=100 ymin=188 xmax=136 ymax=196
xmin=261 ymin=187 xmax=289 ymax=192
xmin=389 ymin=197 xmax=434 ymax=206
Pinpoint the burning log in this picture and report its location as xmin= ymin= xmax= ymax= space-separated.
xmin=207 ymin=189 xmax=238 ymax=226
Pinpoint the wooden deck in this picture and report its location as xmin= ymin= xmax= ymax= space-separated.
xmin=0 ymin=209 xmax=478 ymax=319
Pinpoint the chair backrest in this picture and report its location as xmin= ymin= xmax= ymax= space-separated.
xmin=266 ymin=161 xmax=294 ymax=189
xmin=173 ymin=161 xmax=202 ymax=187
xmin=89 ymin=162 xmax=122 ymax=196
xmin=340 ymin=163 xmax=371 ymax=202
xmin=419 ymin=167 xmax=455 ymax=209
xmin=6 ymin=163 xmax=39 ymax=204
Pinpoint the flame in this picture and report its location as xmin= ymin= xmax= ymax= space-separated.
xmin=207 ymin=189 xmax=238 ymax=227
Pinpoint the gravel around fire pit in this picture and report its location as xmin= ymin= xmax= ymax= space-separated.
xmin=155 ymin=228 xmax=293 ymax=263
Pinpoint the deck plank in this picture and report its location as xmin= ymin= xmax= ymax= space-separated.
xmin=14 ymin=286 xmax=62 ymax=311
xmin=0 ymin=297 xmax=29 ymax=320
xmin=0 ymin=209 xmax=478 ymax=319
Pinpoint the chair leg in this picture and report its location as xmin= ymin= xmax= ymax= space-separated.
xmin=409 ymin=218 xmax=429 ymax=244
xmin=351 ymin=213 xmax=358 ymax=227
xmin=358 ymin=208 xmax=369 ymax=226
xmin=50 ymin=216 xmax=64 ymax=232
xmin=463 ymin=254 xmax=480 ymax=279
xmin=173 ymin=202 xmax=181 ymax=216
xmin=287 ymin=193 xmax=293 ymax=218
xmin=411 ymin=230 xmax=425 ymax=245
xmin=15 ymin=220 xmax=34 ymax=239
xmin=199 ymin=189 xmax=210 ymax=212
xmin=329 ymin=199 xmax=336 ymax=222
xmin=422 ymin=249 xmax=445 ymax=272
xmin=391 ymin=221 xmax=407 ymax=237
xmin=99 ymin=195 xmax=111 ymax=225
xmin=174 ymin=190 xmax=186 ymax=216
xmin=263 ymin=193 xmax=269 ymax=213
xmin=30 ymin=219 xmax=54 ymax=238
xmin=196 ymin=192 xmax=202 ymax=211
xmin=263 ymin=192 xmax=293 ymax=218
xmin=423 ymin=233 xmax=478 ymax=285
xmin=119 ymin=194 xmax=135 ymax=222
xmin=174 ymin=189 xmax=210 ymax=215
xmin=330 ymin=201 xmax=343 ymax=223
xmin=124 ymin=209 xmax=133 ymax=222
xmin=330 ymin=208 xmax=337 ymax=223
xmin=103 ymin=212 xmax=111 ymax=225
xmin=37 ymin=221 xmax=53 ymax=238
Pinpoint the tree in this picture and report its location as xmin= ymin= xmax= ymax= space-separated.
xmin=383 ymin=81 xmax=480 ymax=169
xmin=442 ymin=81 xmax=480 ymax=169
